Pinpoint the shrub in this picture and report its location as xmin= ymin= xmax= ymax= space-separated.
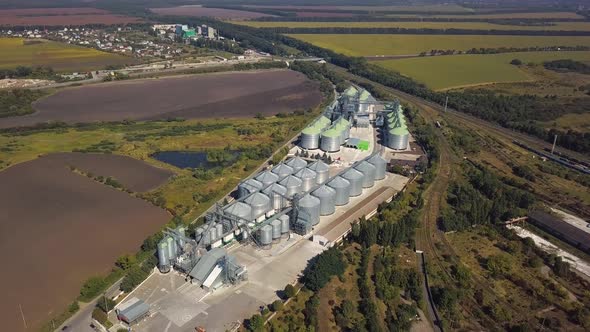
xmin=284 ymin=284 xmax=296 ymax=298
xmin=271 ymin=300 xmax=283 ymax=312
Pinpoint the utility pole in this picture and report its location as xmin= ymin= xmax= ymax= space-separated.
xmin=551 ymin=134 xmax=557 ymax=154
xmin=19 ymin=304 xmax=27 ymax=329
xmin=443 ymin=95 xmax=448 ymax=112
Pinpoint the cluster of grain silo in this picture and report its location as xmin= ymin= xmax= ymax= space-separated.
xmin=263 ymin=183 xmax=288 ymax=210
xmin=355 ymin=161 xmax=376 ymax=188
xmin=286 ymin=156 xmax=308 ymax=172
xmin=327 ymin=176 xmax=351 ymax=206
xmin=319 ymin=117 xmax=350 ymax=153
xmin=342 ymin=168 xmax=364 ymax=197
xmin=300 ymin=115 xmax=331 ymax=150
xmin=367 ymin=154 xmax=387 ymax=180
xmin=297 ymin=194 xmax=321 ymax=226
xmin=385 ymin=106 xmax=409 ymax=150
xmin=295 ymin=167 xmax=317 ymax=192
xmin=308 ymin=160 xmax=329 ymax=184
xmin=237 ymin=178 xmax=263 ymax=199
xmin=244 ymin=192 xmax=272 ymax=222
xmin=312 ymin=185 xmax=336 ymax=216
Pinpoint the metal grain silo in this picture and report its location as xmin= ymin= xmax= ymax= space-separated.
xmin=342 ymin=168 xmax=364 ymax=196
xmin=244 ymin=192 xmax=272 ymax=221
xmin=367 ymin=154 xmax=387 ymax=180
xmin=259 ymin=225 xmax=273 ymax=246
xmin=272 ymin=163 xmax=294 ymax=179
xmin=255 ymin=171 xmax=279 ymax=187
xmin=224 ymin=201 xmax=253 ymax=224
xmin=307 ymin=160 xmax=329 ymax=184
xmin=320 ymin=128 xmax=341 ymax=152
xmin=295 ymin=167 xmax=317 ymax=192
xmin=195 ymin=226 xmax=205 ymax=241
xmin=312 ymin=185 xmax=336 ymax=216
xmin=201 ymin=228 xmax=212 ymax=246
xmin=280 ymin=214 xmax=290 ymax=234
xmin=286 ymin=156 xmax=308 ymax=173
xmin=388 ymin=127 xmax=409 ymax=150
xmin=298 ymin=194 xmax=321 ymax=226
xmin=238 ymin=178 xmax=263 ymax=198
xmin=300 ymin=116 xmax=331 ymax=150
xmin=262 ymin=183 xmax=288 ymax=210
xmin=216 ymin=223 xmax=224 ymax=239
xmin=327 ymin=176 xmax=351 ymax=206
xmin=279 ymin=175 xmax=303 ymax=198
xmin=271 ymin=219 xmax=282 ymax=240
xmin=166 ymin=236 xmax=177 ymax=260
xmin=208 ymin=225 xmax=218 ymax=243
xmin=157 ymin=241 xmax=170 ymax=273
xmin=355 ymin=161 xmax=376 ymax=188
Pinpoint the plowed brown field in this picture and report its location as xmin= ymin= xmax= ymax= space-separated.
xmin=0 ymin=8 xmax=142 ymax=26
xmin=0 ymin=70 xmax=322 ymax=129
xmin=0 ymin=153 xmax=171 ymax=332
xmin=151 ymin=6 xmax=274 ymax=19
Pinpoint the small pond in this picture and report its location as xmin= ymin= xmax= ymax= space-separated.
xmin=152 ymin=151 xmax=240 ymax=169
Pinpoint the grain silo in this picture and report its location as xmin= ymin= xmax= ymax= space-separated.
xmin=334 ymin=117 xmax=350 ymax=145
xmin=279 ymin=175 xmax=303 ymax=198
xmin=271 ymin=219 xmax=282 ymax=241
xmin=262 ymin=183 xmax=288 ymax=210
xmin=201 ymin=228 xmax=212 ymax=246
xmin=342 ymin=168 xmax=364 ymax=196
xmin=320 ymin=128 xmax=341 ymax=152
xmin=244 ymin=192 xmax=272 ymax=222
xmin=255 ymin=170 xmax=279 ymax=187
xmin=259 ymin=225 xmax=273 ymax=247
xmin=237 ymin=178 xmax=263 ymax=198
xmin=216 ymin=223 xmax=224 ymax=239
xmin=166 ymin=236 xmax=177 ymax=260
xmin=312 ymin=185 xmax=336 ymax=216
xmin=327 ymin=176 xmax=351 ymax=206
xmin=224 ymin=201 xmax=253 ymax=224
xmin=271 ymin=163 xmax=294 ymax=179
xmin=295 ymin=167 xmax=317 ymax=192
xmin=280 ymin=214 xmax=290 ymax=236
xmin=355 ymin=161 xmax=376 ymax=188
xmin=307 ymin=160 xmax=329 ymax=184
xmin=157 ymin=241 xmax=170 ymax=273
xmin=298 ymin=194 xmax=321 ymax=226
xmin=367 ymin=154 xmax=387 ymax=180
xmin=195 ymin=226 xmax=205 ymax=241
xmin=208 ymin=226 xmax=218 ymax=243
xmin=300 ymin=115 xmax=331 ymax=150
xmin=286 ymin=156 xmax=308 ymax=173
xmin=388 ymin=126 xmax=409 ymax=150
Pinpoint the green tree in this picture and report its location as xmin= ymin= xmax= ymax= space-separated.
xmin=68 ymin=301 xmax=79 ymax=314
xmin=80 ymin=276 xmax=107 ymax=301
xmin=115 ymin=254 xmax=137 ymax=270
xmin=248 ymin=314 xmax=265 ymax=332
xmin=283 ymin=284 xmax=296 ymax=298
xmin=271 ymin=300 xmax=283 ymax=312
xmin=486 ymin=254 xmax=513 ymax=277
xmin=96 ymin=296 xmax=116 ymax=313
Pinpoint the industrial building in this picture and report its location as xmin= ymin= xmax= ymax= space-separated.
xmin=116 ymin=297 xmax=150 ymax=325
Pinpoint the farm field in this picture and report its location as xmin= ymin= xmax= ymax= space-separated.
xmin=373 ymin=51 xmax=590 ymax=90
xmin=0 ymin=38 xmax=135 ymax=72
xmin=240 ymin=20 xmax=590 ymax=31
xmin=0 ymin=153 xmax=171 ymax=332
xmin=243 ymin=4 xmax=472 ymax=12
xmin=0 ymin=70 xmax=322 ymax=129
xmin=385 ymin=11 xmax=585 ymax=19
xmin=288 ymin=34 xmax=590 ymax=56
xmin=150 ymin=5 xmax=274 ymax=19
xmin=0 ymin=7 xmax=141 ymax=26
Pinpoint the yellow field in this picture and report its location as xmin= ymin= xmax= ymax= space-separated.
xmin=289 ymin=34 xmax=590 ymax=56
xmin=373 ymin=51 xmax=590 ymax=90
xmin=0 ymin=38 xmax=134 ymax=72
xmin=244 ymin=4 xmax=472 ymax=12
xmin=240 ymin=21 xmax=590 ymax=31
xmin=386 ymin=11 xmax=584 ymax=19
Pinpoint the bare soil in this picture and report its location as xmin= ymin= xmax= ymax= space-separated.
xmin=0 ymin=154 xmax=170 ymax=331
xmin=150 ymin=6 xmax=274 ymax=19
xmin=45 ymin=152 xmax=173 ymax=192
xmin=0 ymin=70 xmax=322 ymax=129
xmin=0 ymin=8 xmax=142 ymax=26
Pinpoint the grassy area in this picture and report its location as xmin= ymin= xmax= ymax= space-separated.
xmin=541 ymin=113 xmax=590 ymax=133
xmin=0 ymin=114 xmax=311 ymax=219
xmin=288 ymin=34 xmax=590 ymax=57
xmin=373 ymin=51 xmax=590 ymax=90
xmin=241 ymin=21 xmax=590 ymax=31
xmin=384 ymin=11 xmax=584 ymax=19
xmin=0 ymin=38 xmax=134 ymax=72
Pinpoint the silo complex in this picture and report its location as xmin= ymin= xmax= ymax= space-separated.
xmin=286 ymin=157 xmax=308 ymax=173
xmin=385 ymin=106 xmax=410 ymax=150
xmin=237 ymin=178 xmax=263 ymax=199
xmin=279 ymin=175 xmax=303 ymax=198
xmin=327 ymin=176 xmax=351 ymax=206
xmin=295 ymin=167 xmax=317 ymax=192
xmin=312 ymin=185 xmax=337 ymax=216
xmin=263 ymin=183 xmax=288 ymax=210
xmin=300 ymin=116 xmax=331 ymax=150
xmin=255 ymin=171 xmax=279 ymax=187
xmin=298 ymin=194 xmax=321 ymax=226
xmin=367 ymin=154 xmax=387 ymax=180
xmin=342 ymin=168 xmax=364 ymax=196
xmin=308 ymin=161 xmax=329 ymax=184
xmin=355 ymin=161 xmax=376 ymax=188
xmin=244 ymin=192 xmax=271 ymax=221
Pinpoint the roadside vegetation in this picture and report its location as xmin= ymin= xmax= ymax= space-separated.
xmin=0 ymin=89 xmax=47 ymax=117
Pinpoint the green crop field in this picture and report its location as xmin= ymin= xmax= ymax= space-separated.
xmin=373 ymin=51 xmax=590 ymax=90
xmin=385 ymin=11 xmax=584 ymax=19
xmin=288 ymin=34 xmax=590 ymax=56
xmin=241 ymin=21 xmax=590 ymax=31
xmin=0 ymin=38 xmax=134 ymax=72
